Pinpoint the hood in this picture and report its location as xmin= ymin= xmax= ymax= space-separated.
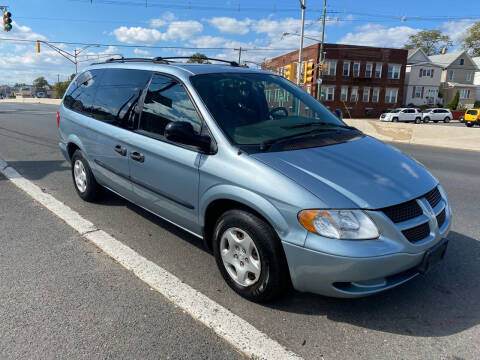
xmin=252 ymin=136 xmax=437 ymax=209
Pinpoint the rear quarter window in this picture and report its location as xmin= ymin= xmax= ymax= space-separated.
xmin=63 ymin=69 xmax=102 ymax=115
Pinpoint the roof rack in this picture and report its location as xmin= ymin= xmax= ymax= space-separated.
xmin=91 ymin=56 xmax=239 ymax=67
xmin=156 ymin=56 xmax=239 ymax=67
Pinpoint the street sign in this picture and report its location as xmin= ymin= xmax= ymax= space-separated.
xmin=316 ymin=78 xmax=322 ymax=84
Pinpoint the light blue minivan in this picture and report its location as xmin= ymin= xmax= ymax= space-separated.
xmin=58 ymin=58 xmax=451 ymax=302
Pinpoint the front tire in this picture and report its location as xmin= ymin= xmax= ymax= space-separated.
xmin=423 ymin=117 xmax=430 ymax=123
xmin=71 ymin=150 xmax=102 ymax=202
xmin=213 ymin=209 xmax=290 ymax=302
xmin=415 ymin=117 xmax=421 ymax=124
xmin=392 ymin=117 xmax=398 ymax=122
xmin=466 ymin=122 xmax=474 ymax=127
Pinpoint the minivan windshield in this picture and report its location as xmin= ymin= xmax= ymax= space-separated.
xmin=190 ymin=72 xmax=360 ymax=151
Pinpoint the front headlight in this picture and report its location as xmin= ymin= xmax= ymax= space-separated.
xmin=298 ymin=210 xmax=379 ymax=240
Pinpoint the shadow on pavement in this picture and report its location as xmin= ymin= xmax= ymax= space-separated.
xmin=268 ymin=230 xmax=480 ymax=337
xmin=5 ymin=160 xmax=70 ymax=180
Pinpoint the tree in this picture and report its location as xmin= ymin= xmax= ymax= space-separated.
xmin=33 ymin=77 xmax=49 ymax=91
xmin=54 ymin=81 xmax=71 ymax=99
xmin=187 ymin=53 xmax=210 ymax=64
xmin=446 ymin=91 xmax=460 ymax=110
xmin=403 ymin=30 xmax=452 ymax=56
xmin=462 ymin=22 xmax=480 ymax=57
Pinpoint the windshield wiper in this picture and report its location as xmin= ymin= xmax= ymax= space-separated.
xmin=259 ymin=128 xmax=338 ymax=152
xmin=284 ymin=122 xmax=356 ymax=130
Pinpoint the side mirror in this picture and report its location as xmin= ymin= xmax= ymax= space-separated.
xmin=334 ymin=109 xmax=343 ymax=120
xmin=164 ymin=121 xmax=215 ymax=154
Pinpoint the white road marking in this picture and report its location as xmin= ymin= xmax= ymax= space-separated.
xmin=0 ymin=157 xmax=302 ymax=360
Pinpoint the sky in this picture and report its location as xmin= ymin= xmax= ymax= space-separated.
xmin=0 ymin=0 xmax=478 ymax=85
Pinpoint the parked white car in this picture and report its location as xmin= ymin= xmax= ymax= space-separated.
xmin=380 ymin=108 xmax=423 ymax=123
xmin=422 ymin=108 xmax=452 ymax=123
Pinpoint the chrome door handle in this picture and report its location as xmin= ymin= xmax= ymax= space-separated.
xmin=130 ymin=151 xmax=144 ymax=163
xmin=114 ymin=145 xmax=127 ymax=156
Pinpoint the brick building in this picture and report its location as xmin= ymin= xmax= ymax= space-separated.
xmin=262 ymin=43 xmax=408 ymax=118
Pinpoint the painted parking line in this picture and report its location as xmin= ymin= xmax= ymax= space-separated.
xmin=0 ymin=156 xmax=302 ymax=360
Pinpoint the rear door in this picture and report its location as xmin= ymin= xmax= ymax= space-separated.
xmin=87 ymin=68 xmax=151 ymax=197
xmin=127 ymin=73 xmax=203 ymax=234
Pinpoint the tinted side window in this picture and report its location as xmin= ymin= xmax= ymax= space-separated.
xmin=139 ymin=74 xmax=202 ymax=138
xmin=64 ymin=70 xmax=102 ymax=115
xmin=91 ymin=68 xmax=151 ymax=128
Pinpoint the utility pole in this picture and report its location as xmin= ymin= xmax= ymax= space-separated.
xmin=317 ymin=0 xmax=327 ymax=100
xmin=57 ymin=74 xmax=60 ymax=84
xmin=234 ymin=47 xmax=244 ymax=64
xmin=297 ymin=0 xmax=306 ymax=85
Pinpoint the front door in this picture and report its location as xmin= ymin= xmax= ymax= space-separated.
xmin=127 ymin=73 xmax=203 ymax=235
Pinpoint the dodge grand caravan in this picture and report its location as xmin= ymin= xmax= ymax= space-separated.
xmin=58 ymin=57 xmax=451 ymax=302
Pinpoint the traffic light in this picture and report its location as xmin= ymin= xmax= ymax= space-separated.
xmin=36 ymin=41 xmax=40 ymax=53
xmin=284 ymin=63 xmax=295 ymax=82
xmin=3 ymin=11 xmax=12 ymax=32
xmin=323 ymin=63 xmax=328 ymax=73
xmin=303 ymin=61 xmax=314 ymax=84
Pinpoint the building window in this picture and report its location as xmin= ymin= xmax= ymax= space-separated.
xmin=350 ymin=87 xmax=358 ymax=102
xmin=459 ymin=88 xmax=471 ymax=99
xmin=385 ymin=88 xmax=398 ymax=103
xmin=363 ymin=87 xmax=370 ymax=102
xmin=340 ymin=86 xmax=348 ymax=101
xmin=414 ymin=86 xmax=423 ymax=98
xmin=375 ymin=63 xmax=382 ymax=78
xmin=353 ymin=62 xmax=360 ymax=77
xmin=466 ymin=71 xmax=472 ymax=82
xmin=323 ymin=86 xmax=335 ymax=101
xmin=365 ymin=63 xmax=373 ymax=77
xmin=448 ymin=70 xmax=454 ymax=81
xmin=460 ymin=58 xmax=465 ymax=65
xmin=421 ymin=68 xmax=434 ymax=77
xmin=387 ymin=64 xmax=401 ymax=79
xmin=325 ymin=60 xmax=337 ymax=76
xmin=343 ymin=61 xmax=350 ymax=76
xmin=372 ymin=87 xmax=380 ymax=103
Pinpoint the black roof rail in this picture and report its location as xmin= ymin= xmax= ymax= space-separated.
xmin=91 ymin=57 xmax=170 ymax=65
xmin=91 ymin=56 xmax=239 ymax=67
xmin=156 ymin=56 xmax=239 ymax=67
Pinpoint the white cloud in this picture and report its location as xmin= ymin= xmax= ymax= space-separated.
xmin=442 ymin=19 xmax=475 ymax=44
xmin=149 ymin=12 xmax=176 ymax=28
xmin=134 ymin=48 xmax=150 ymax=55
xmin=113 ymin=20 xmax=203 ymax=44
xmin=6 ymin=21 xmax=47 ymax=41
xmin=337 ymin=24 xmax=420 ymax=48
xmin=208 ymin=17 xmax=252 ymax=35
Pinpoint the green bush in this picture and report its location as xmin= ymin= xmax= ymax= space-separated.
xmin=474 ymin=100 xmax=480 ymax=108
xmin=446 ymin=91 xmax=459 ymax=110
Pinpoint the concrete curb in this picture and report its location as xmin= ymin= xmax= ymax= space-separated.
xmin=345 ymin=119 xmax=480 ymax=152
xmin=1 ymin=98 xmax=62 ymax=105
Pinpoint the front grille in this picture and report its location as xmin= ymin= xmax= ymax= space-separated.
xmin=402 ymin=222 xmax=430 ymax=243
xmin=382 ymin=200 xmax=423 ymax=223
xmin=436 ymin=208 xmax=446 ymax=228
xmin=424 ymin=187 xmax=441 ymax=208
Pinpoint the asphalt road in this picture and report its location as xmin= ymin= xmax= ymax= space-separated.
xmin=1 ymin=102 xmax=480 ymax=359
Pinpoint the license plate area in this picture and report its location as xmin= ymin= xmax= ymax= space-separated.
xmin=417 ymin=238 xmax=448 ymax=274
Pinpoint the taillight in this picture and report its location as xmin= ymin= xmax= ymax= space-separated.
xmin=56 ymin=111 xmax=60 ymax=128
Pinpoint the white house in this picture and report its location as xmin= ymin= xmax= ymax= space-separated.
xmin=404 ymin=48 xmax=443 ymax=106
xmin=472 ymin=56 xmax=480 ymax=102
xmin=429 ymin=51 xmax=478 ymax=108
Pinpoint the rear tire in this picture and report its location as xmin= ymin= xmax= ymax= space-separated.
xmin=213 ymin=209 xmax=290 ymax=302
xmin=392 ymin=117 xmax=398 ymax=122
xmin=415 ymin=117 xmax=421 ymax=124
xmin=71 ymin=150 xmax=102 ymax=202
xmin=466 ymin=122 xmax=474 ymax=127
xmin=444 ymin=117 xmax=450 ymax=123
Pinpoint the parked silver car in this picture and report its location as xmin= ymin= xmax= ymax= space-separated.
xmin=58 ymin=58 xmax=451 ymax=302
xmin=422 ymin=108 xmax=452 ymax=123
xmin=380 ymin=108 xmax=423 ymax=123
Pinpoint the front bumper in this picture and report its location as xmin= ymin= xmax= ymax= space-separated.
xmin=282 ymin=192 xmax=452 ymax=298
